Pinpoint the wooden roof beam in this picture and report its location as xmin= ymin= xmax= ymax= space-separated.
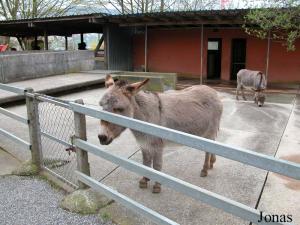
xmin=119 ymin=19 xmax=244 ymax=27
xmin=89 ymin=17 xmax=105 ymax=24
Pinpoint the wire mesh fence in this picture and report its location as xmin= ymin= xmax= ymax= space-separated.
xmin=38 ymin=100 xmax=78 ymax=188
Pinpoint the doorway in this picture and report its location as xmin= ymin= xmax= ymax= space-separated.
xmin=231 ymin=38 xmax=246 ymax=80
xmin=207 ymin=38 xmax=222 ymax=79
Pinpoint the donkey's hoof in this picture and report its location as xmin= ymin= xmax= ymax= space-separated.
xmin=209 ymin=164 xmax=214 ymax=169
xmin=200 ymin=170 xmax=208 ymax=177
xmin=152 ymin=183 xmax=161 ymax=194
xmin=139 ymin=177 xmax=149 ymax=189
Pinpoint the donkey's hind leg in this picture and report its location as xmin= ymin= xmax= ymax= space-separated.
xmin=200 ymin=152 xmax=211 ymax=177
xmin=236 ymin=86 xmax=240 ymax=100
xmin=139 ymin=149 xmax=152 ymax=189
xmin=209 ymin=154 xmax=216 ymax=169
xmin=152 ymin=142 xmax=163 ymax=193
xmin=201 ymin=132 xmax=218 ymax=176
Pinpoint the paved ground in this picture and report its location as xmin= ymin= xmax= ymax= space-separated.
xmin=0 ymin=148 xmax=20 ymax=175
xmin=0 ymin=175 xmax=112 ymax=225
xmin=0 ymin=85 xmax=299 ymax=225
xmin=0 ymin=70 xmax=117 ymax=105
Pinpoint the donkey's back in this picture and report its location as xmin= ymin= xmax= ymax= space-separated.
xmin=159 ymin=85 xmax=223 ymax=139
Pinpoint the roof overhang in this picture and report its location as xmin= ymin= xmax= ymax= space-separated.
xmin=0 ymin=14 xmax=107 ymax=37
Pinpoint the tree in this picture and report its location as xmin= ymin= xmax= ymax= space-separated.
xmin=243 ymin=0 xmax=300 ymax=51
xmin=0 ymin=0 xmax=82 ymax=20
xmin=93 ymin=0 xmax=218 ymax=14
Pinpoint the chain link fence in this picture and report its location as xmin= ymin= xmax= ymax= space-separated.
xmin=38 ymin=100 xmax=78 ymax=188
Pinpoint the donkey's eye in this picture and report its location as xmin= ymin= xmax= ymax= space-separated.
xmin=113 ymin=108 xmax=124 ymax=113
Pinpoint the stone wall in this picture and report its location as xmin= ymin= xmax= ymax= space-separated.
xmin=0 ymin=50 xmax=95 ymax=83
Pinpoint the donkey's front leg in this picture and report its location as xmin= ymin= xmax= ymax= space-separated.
xmin=139 ymin=149 xmax=152 ymax=189
xmin=152 ymin=147 xmax=163 ymax=193
xmin=241 ymin=86 xmax=247 ymax=100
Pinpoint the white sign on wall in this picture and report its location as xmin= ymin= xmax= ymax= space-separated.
xmin=208 ymin=41 xmax=219 ymax=50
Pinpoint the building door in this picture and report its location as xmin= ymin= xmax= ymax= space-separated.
xmin=207 ymin=39 xmax=222 ymax=79
xmin=231 ymin=39 xmax=246 ymax=80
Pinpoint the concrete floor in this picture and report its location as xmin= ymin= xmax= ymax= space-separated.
xmin=0 ymin=70 xmax=117 ymax=105
xmin=0 ymin=86 xmax=299 ymax=225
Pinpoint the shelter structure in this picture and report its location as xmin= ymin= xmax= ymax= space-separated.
xmin=0 ymin=9 xmax=299 ymax=83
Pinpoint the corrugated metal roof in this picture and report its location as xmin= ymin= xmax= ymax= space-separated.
xmin=0 ymin=13 xmax=108 ymax=23
xmin=0 ymin=9 xmax=250 ymax=36
xmin=108 ymin=8 xmax=248 ymax=18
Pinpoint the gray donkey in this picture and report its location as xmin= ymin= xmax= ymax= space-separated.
xmin=236 ymin=69 xmax=267 ymax=107
xmin=98 ymin=75 xmax=223 ymax=193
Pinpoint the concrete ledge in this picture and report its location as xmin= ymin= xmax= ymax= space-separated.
xmin=0 ymin=73 xmax=107 ymax=105
xmin=113 ymin=71 xmax=177 ymax=91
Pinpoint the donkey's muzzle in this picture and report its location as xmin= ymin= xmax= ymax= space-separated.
xmin=98 ymin=134 xmax=112 ymax=145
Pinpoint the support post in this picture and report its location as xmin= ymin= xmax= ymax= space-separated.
xmin=80 ymin=33 xmax=84 ymax=43
xmin=74 ymin=99 xmax=90 ymax=189
xmin=95 ymin=35 xmax=104 ymax=56
xmin=104 ymin=26 xmax=109 ymax=69
xmin=17 ymin=37 xmax=25 ymax=50
xmin=25 ymin=88 xmax=43 ymax=171
xmin=265 ymin=30 xmax=271 ymax=85
xmin=200 ymin=24 xmax=204 ymax=85
xmin=44 ymin=31 xmax=48 ymax=50
xmin=34 ymin=36 xmax=38 ymax=50
xmin=65 ymin=36 xmax=68 ymax=50
xmin=144 ymin=25 xmax=148 ymax=72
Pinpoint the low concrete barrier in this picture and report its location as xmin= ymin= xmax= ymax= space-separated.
xmin=0 ymin=50 xmax=95 ymax=83
xmin=113 ymin=72 xmax=177 ymax=92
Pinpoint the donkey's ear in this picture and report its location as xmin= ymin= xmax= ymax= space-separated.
xmin=125 ymin=78 xmax=150 ymax=95
xmin=105 ymin=74 xmax=114 ymax=88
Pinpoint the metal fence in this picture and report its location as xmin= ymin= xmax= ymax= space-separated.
xmin=0 ymin=84 xmax=34 ymax=161
xmin=38 ymin=99 xmax=77 ymax=188
xmin=0 ymin=83 xmax=299 ymax=225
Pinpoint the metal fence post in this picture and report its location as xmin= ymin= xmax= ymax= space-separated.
xmin=25 ymin=88 xmax=43 ymax=171
xmin=74 ymin=99 xmax=90 ymax=189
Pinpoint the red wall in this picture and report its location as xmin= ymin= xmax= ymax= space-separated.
xmin=132 ymin=28 xmax=300 ymax=83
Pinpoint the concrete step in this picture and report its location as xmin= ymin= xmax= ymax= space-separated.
xmin=0 ymin=71 xmax=112 ymax=105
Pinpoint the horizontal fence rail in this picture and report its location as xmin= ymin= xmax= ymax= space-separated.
xmin=70 ymin=102 xmax=300 ymax=181
xmin=43 ymin=167 xmax=78 ymax=189
xmin=76 ymin=171 xmax=179 ymax=225
xmin=41 ymin=131 xmax=73 ymax=148
xmin=74 ymin=139 xmax=291 ymax=225
xmin=0 ymin=127 xmax=31 ymax=150
xmin=0 ymin=83 xmax=26 ymax=95
xmin=33 ymin=94 xmax=71 ymax=109
xmin=0 ymin=107 xmax=28 ymax=124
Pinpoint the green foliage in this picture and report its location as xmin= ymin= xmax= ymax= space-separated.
xmin=11 ymin=160 xmax=39 ymax=176
xmin=100 ymin=212 xmax=111 ymax=222
xmin=243 ymin=1 xmax=300 ymax=51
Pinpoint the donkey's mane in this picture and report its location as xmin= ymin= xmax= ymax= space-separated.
xmin=115 ymin=80 xmax=129 ymax=87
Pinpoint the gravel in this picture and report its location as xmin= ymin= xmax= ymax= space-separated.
xmin=0 ymin=176 xmax=114 ymax=225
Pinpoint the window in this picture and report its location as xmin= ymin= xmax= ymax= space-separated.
xmin=208 ymin=41 xmax=219 ymax=50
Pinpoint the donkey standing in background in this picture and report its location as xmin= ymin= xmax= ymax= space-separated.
xmin=236 ymin=69 xmax=267 ymax=107
xmin=98 ymin=75 xmax=223 ymax=193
